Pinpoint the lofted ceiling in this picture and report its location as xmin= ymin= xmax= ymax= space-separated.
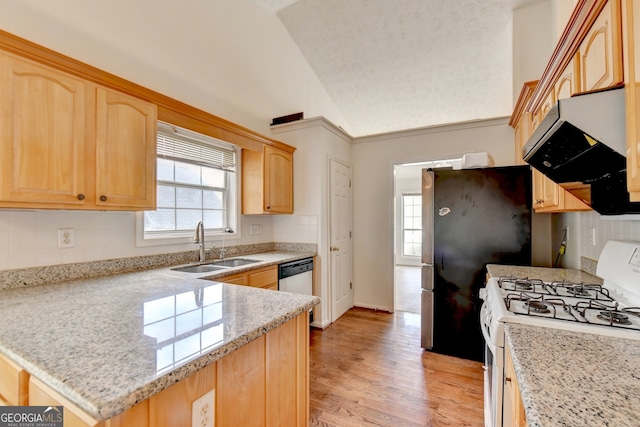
xmin=254 ymin=0 xmax=520 ymax=137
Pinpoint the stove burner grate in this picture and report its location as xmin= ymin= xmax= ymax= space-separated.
xmin=597 ymin=311 xmax=632 ymax=325
xmin=524 ymin=301 xmax=550 ymax=314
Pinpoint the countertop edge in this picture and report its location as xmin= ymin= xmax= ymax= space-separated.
xmin=0 ymin=251 xmax=319 ymax=421
xmin=3 ymin=294 xmax=320 ymax=421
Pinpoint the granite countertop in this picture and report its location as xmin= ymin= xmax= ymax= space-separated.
xmin=505 ymin=323 xmax=640 ymax=427
xmin=0 ymin=251 xmax=319 ymax=421
xmin=486 ymin=264 xmax=603 ymax=285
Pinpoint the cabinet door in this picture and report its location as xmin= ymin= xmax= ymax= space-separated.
xmin=514 ymin=118 xmax=526 ymax=166
xmin=579 ymin=0 xmax=623 ymax=92
xmin=0 ymin=52 xmax=87 ymax=205
xmin=622 ymin=0 xmax=640 ymax=200
xmin=248 ymin=266 xmax=278 ymax=289
xmin=264 ymin=146 xmax=293 ymax=213
xmin=217 ymin=335 xmax=265 ymax=426
xmin=0 ymin=353 xmax=28 ymax=405
xmin=149 ymin=362 xmax=216 ymax=427
xmin=555 ymin=56 xmax=579 ymax=100
xmin=505 ymin=346 xmax=527 ymax=427
xmin=95 ymin=87 xmax=156 ymax=209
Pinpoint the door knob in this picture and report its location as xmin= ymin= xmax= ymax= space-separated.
xmin=330 ymin=246 xmax=340 ymax=252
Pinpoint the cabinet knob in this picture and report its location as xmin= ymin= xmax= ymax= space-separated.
xmin=100 ymin=195 xmax=107 ymax=202
xmin=505 ymin=376 xmax=512 ymax=383
xmin=77 ymin=194 xmax=85 ymax=201
xmin=266 ymin=206 xmax=271 ymax=210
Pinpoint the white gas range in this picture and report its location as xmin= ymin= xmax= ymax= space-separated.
xmin=479 ymin=240 xmax=640 ymax=427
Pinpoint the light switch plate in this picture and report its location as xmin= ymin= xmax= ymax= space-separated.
xmin=250 ymin=225 xmax=262 ymax=235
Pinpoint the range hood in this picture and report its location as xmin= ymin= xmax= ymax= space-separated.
xmin=522 ymin=87 xmax=640 ymax=215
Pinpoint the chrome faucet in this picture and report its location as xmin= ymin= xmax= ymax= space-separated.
xmin=194 ymin=221 xmax=206 ymax=262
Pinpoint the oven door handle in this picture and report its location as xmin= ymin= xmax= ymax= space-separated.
xmin=480 ymin=303 xmax=498 ymax=356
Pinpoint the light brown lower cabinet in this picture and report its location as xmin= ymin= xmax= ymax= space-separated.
xmin=0 ymin=353 xmax=28 ymax=406
xmin=504 ymin=346 xmax=527 ymax=427
xmin=8 ymin=312 xmax=309 ymax=427
xmin=213 ymin=264 xmax=279 ymax=290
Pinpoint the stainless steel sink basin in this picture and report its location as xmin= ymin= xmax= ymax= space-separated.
xmin=171 ymin=264 xmax=228 ymax=273
xmin=212 ymin=258 xmax=260 ymax=267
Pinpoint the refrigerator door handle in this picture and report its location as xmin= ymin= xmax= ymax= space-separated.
xmin=421 ymin=264 xmax=434 ymax=291
xmin=420 ymin=289 xmax=434 ymax=350
xmin=421 ymin=169 xmax=434 ymax=265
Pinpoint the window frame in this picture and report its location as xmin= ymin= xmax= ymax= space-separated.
xmin=136 ymin=123 xmax=241 ymax=247
xmin=401 ymin=192 xmax=422 ymax=258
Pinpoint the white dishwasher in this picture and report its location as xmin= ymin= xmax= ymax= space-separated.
xmin=278 ymin=257 xmax=314 ymax=319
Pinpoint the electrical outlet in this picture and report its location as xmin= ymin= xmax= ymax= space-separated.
xmin=589 ymin=228 xmax=597 ymax=247
xmin=57 ymin=229 xmax=76 ymax=248
xmin=192 ymin=389 xmax=215 ymax=427
xmin=250 ymin=224 xmax=262 ymax=235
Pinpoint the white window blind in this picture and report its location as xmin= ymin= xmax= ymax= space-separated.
xmin=157 ymin=122 xmax=236 ymax=171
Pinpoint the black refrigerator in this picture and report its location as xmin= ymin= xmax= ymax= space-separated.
xmin=420 ymin=166 xmax=532 ymax=361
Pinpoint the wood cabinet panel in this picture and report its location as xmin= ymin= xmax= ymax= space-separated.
xmin=622 ymin=0 xmax=640 ymax=200
xmin=29 ymin=377 xmax=101 ymax=427
xmin=0 ymin=50 xmax=157 ymax=211
xmin=214 ymin=265 xmax=278 ymax=290
xmin=248 ymin=267 xmax=278 ymax=289
xmin=266 ymin=313 xmax=309 ymax=427
xmin=0 ymin=51 xmax=87 ymax=205
xmin=578 ymin=0 xmax=623 ymax=92
xmin=504 ymin=346 xmax=527 ymax=427
xmin=242 ymin=145 xmax=294 ymax=214
xmin=95 ymin=87 xmax=156 ymax=209
xmin=216 ymin=335 xmax=266 ymax=427
xmin=264 ymin=146 xmax=293 ymax=213
xmin=555 ymin=56 xmax=579 ymax=100
xmin=29 ymin=377 xmax=149 ymax=427
xmin=0 ymin=353 xmax=28 ymax=405
xmin=149 ymin=362 xmax=216 ymax=427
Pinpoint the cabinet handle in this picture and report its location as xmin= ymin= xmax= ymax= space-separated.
xmin=77 ymin=194 xmax=85 ymax=201
xmin=100 ymin=195 xmax=107 ymax=202
xmin=330 ymin=246 xmax=340 ymax=252
xmin=505 ymin=377 xmax=512 ymax=383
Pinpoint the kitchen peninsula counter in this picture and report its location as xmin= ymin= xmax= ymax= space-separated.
xmin=505 ymin=323 xmax=640 ymax=427
xmin=0 ymin=256 xmax=319 ymax=424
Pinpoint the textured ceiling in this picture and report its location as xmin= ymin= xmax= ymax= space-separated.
xmin=254 ymin=0 xmax=515 ymax=137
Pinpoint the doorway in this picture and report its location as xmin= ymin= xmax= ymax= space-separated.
xmin=393 ymin=158 xmax=464 ymax=313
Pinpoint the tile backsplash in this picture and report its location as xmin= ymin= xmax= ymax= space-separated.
xmin=0 ymin=209 xmax=291 ymax=270
xmin=578 ymin=211 xmax=640 ymax=261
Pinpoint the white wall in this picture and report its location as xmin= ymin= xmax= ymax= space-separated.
xmin=0 ymin=0 xmax=346 ymax=270
xmin=351 ymin=118 xmax=515 ymax=311
xmin=270 ymin=118 xmax=352 ymax=328
xmin=512 ymin=0 xmax=554 ymax=102
xmin=0 ymin=210 xmax=275 ymax=270
xmin=0 ymin=0 xmax=350 ymax=137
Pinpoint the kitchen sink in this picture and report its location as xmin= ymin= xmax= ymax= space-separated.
xmin=212 ymin=258 xmax=260 ymax=267
xmin=171 ymin=264 xmax=228 ymax=273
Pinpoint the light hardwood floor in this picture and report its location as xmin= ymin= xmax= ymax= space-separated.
xmin=309 ymin=308 xmax=484 ymax=427
xmin=395 ymin=265 xmax=421 ymax=313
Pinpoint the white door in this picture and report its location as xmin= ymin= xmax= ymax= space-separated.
xmin=329 ymin=159 xmax=353 ymax=322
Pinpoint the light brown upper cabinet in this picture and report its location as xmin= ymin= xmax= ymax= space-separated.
xmin=555 ymin=56 xmax=579 ymax=100
xmin=0 ymin=50 xmax=156 ymax=210
xmin=242 ymin=145 xmax=294 ymax=214
xmin=622 ymin=0 xmax=640 ymax=201
xmin=577 ymin=0 xmax=624 ymax=92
